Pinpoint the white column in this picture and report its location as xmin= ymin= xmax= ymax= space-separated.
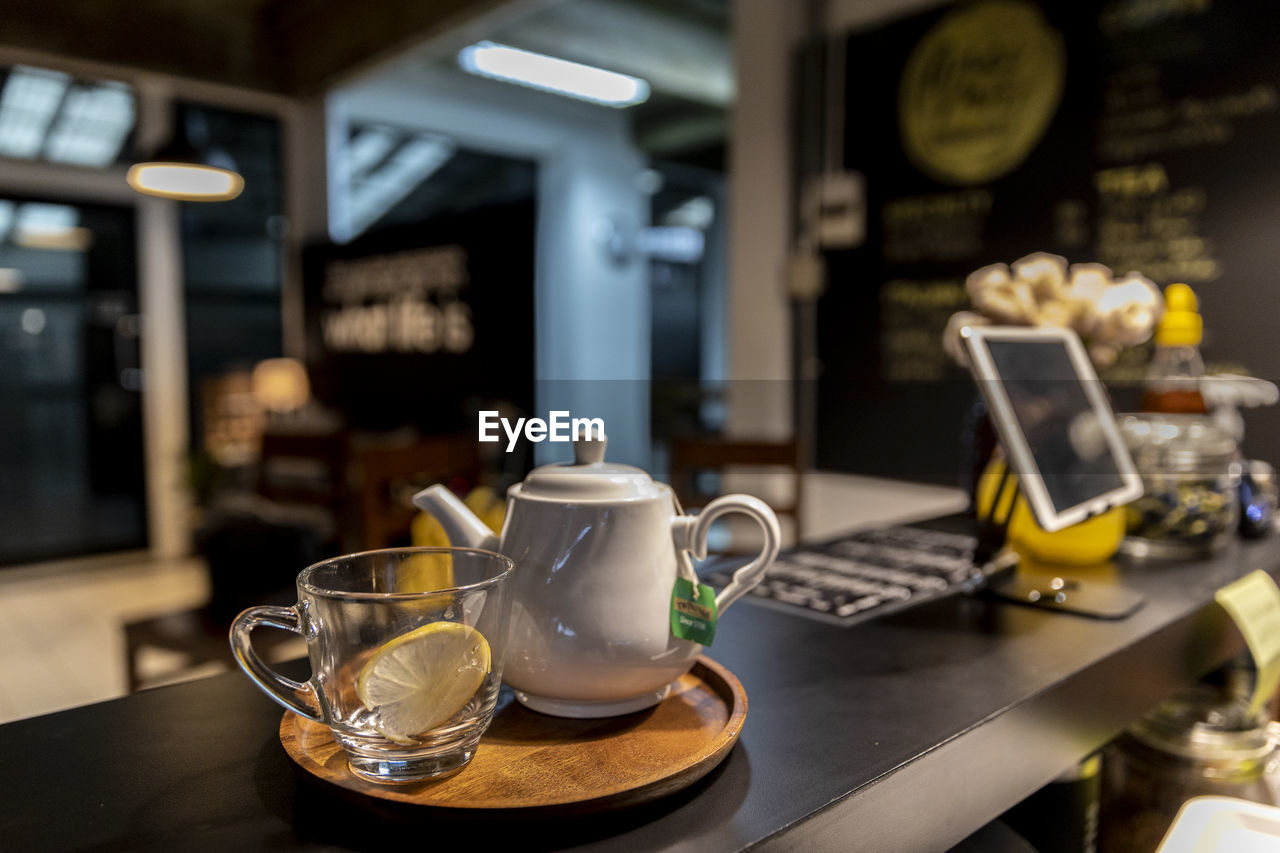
xmin=333 ymin=68 xmax=653 ymax=467
xmin=533 ymin=142 xmax=650 ymax=467
xmin=134 ymin=78 xmax=191 ymax=558
xmin=726 ymin=0 xmax=803 ymax=439
xmin=135 ymin=196 xmax=191 ymax=557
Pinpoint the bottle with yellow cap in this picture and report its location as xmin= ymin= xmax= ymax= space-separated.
xmin=1142 ymin=282 xmax=1208 ymax=414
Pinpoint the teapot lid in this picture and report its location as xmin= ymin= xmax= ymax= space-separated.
xmin=519 ymin=433 xmax=667 ymax=501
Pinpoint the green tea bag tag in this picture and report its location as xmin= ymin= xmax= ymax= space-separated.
xmin=1215 ymin=570 xmax=1280 ymax=717
xmin=671 ymin=577 xmax=718 ymax=646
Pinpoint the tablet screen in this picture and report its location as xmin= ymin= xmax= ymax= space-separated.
xmin=984 ymin=339 xmax=1127 ymax=514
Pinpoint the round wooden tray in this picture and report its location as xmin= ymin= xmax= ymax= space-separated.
xmin=279 ymin=656 xmax=746 ymax=811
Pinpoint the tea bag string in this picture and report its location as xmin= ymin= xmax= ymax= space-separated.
xmin=673 ymin=492 xmax=700 ymax=585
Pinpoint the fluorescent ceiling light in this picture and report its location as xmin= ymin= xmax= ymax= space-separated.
xmin=458 ymin=41 xmax=649 ymax=107
xmin=126 ymin=163 xmax=243 ymax=201
xmin=128 ymin=111 xmax=242 ymax=202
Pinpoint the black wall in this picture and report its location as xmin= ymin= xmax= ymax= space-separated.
xmin=303 ymin=200 xmax=536 ymax=433
xmin=814 ymin=0 xmax=1280 ymax=484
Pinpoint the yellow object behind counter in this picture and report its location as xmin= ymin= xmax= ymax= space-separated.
xmin=976 ymin=457 xmax=1126 ymax=566
xmin=410 ymin=486 xmax=506 ymax=548
xmin=403 ymin=486 xmax=507 ymax=593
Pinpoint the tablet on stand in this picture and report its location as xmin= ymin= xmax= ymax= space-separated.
xmin=699 ymin=325 xmax=1144 ymax=627
xmin=961 ymin=325 xmax=1146 ymax=618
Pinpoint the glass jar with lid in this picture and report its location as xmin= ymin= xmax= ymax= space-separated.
xmin=1118 ymin=414 xmax=1240 ymax=559
xmin=1100 ymin=687 xmax=1280 ymax=852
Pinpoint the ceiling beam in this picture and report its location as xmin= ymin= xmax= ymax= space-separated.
xmin=0 ymin=0 xmax=280 ymax=90
xmin=264 ymin=0 xmax=515 ymax=93
xmin=0 ymin=0 xmax=522 ymax=95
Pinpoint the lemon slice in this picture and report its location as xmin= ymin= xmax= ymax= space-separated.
xmin=355 ymin=623 xmax=491 ymax=745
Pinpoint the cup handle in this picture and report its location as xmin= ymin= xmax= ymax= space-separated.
xmin=229 ymin=605 xmax=321 ymax=720
xmin=673 ymin=494 xmax=781 ymax=615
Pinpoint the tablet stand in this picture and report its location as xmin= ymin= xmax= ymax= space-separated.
xmin=974 ymin=461 xmax=1019 ymax=566
xmin=974 ymin=452 xmax=1145 ymax=620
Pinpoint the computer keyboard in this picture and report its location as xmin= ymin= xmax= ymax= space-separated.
xmin=703 ymin=525 xmax=989 ymax=626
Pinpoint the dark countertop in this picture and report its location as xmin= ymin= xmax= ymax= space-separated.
xmin=0 ymin=531 xmax=1274 ymax=852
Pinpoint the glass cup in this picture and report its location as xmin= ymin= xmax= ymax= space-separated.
xmin=230 ymin=547 xmax=513 ymax=782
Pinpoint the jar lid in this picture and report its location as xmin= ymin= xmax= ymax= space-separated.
xmin=1128 ymin=686 xmax=1274 ymax=762
xmin=517 ymin=433 xmax=666 ymax=502
xmin=1120 ymin=414 xmax=1237 ymax=472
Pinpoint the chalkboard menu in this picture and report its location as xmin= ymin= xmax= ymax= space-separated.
xmin=303 ymin=201 xmax=535 ymax=433
xmin=816 ymin=0 xmax=1280 ymax=484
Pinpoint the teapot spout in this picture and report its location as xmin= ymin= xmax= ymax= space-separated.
xmin=411 ymin=485 xmax=501 ymax=552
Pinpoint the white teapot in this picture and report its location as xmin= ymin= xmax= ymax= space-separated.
xmin=413 ymin=433 xmax=780 ymax=718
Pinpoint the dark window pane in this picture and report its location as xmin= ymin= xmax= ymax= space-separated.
xmin=0 ymin=198 xmax=146 ymax=565
xmin=176 ymin=102 xmax=284 ymax=451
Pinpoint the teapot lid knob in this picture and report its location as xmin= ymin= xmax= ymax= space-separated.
xmin=522 ymin=428 xmax=658 ymax=499
xmin=573 ymin=428 xmax=607 ymax=465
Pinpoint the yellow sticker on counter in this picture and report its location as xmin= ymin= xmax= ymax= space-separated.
xmin=1215 ymin=570 xmax=1280 ymax=716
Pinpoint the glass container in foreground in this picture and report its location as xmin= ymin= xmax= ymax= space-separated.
xmin=231 ymin=547 xmax=513 ymax=782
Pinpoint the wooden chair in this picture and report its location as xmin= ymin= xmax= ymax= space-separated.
xmin=668 ymin=436 xmax=805 ymax=549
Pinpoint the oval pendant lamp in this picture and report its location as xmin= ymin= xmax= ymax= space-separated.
xmin=127 ymin=114 xmax=244 ymax=202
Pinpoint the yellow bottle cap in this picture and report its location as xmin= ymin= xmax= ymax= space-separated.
xmin=1155 ymin=282 xmax=1203 ymax=346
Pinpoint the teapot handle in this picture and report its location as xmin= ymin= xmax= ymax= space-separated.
xmin=673 ymin=495 xmax=781 ymax=615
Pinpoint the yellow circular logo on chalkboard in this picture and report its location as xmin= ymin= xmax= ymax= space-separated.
xmin=899 ymin=0 xmax=1065 ymax=186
